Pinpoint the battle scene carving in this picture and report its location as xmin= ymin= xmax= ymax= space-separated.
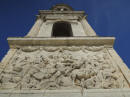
xmin=0 ymin=46 xmax=128 ymax=90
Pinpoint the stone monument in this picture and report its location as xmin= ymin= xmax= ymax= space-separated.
xmin=0 ymin=4 xmax=130 ymax=97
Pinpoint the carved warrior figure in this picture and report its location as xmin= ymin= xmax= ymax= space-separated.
xmin=0 ymin=46 xmax=128 ymax=90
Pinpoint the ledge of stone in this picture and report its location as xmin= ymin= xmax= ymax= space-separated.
xmin=39 ymin=10 xmax=85 ymax=15
xmin=7 ymin=37 xmax=115 ymax=47
xmin=0 ymin=89 xmax=129 ymax=93
xmin=0 ymin=89 xmax=129 ymax=97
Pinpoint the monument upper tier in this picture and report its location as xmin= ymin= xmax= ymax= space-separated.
xmin=25 ymin=4 xmax=97 ymax=37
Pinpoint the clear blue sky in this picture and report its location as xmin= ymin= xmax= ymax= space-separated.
xmin=0 ymin=0 xmax=130 ymax=68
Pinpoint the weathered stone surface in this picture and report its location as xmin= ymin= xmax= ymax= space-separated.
xmin=0 ymin=46 xmax=129 ymax=90
xmin=32 ymin=72 xmax=45 ymax=80
xmin=8 ymin=37 xmax=115 ymax=47
xmin=0 ymin=89 xmax=130 ymax=97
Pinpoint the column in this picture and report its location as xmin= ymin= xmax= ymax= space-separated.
xmin=26 ymin=15 xmax=43 ymax=37
xmin=80 ymin=17 xmax=97 ymax=36
xmin=71 ymin=22 xmax=86 ymax=37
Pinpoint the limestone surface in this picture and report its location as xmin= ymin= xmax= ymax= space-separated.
xmin=0 ymin=46 xmax=129 ymax=90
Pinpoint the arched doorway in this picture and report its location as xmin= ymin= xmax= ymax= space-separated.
xmin=52 ymin=21 xmax=73 ymax=37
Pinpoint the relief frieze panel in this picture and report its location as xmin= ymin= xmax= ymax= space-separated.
xmin=0 ymin=46 xmax=128 ymax=90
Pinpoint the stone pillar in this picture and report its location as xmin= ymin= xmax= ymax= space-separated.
xmin=37 ymin=22 xmax=53 ymax=37
xmin=80 ymin=17 xmax=97 ymax=36
xmin=71 ymin=22 xmax=86 ymax=37
xmin=26 ymin=15 xmax=43 ymax=37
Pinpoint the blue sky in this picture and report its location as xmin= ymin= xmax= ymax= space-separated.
xmin=0 ymin=0 xmax=130 ymax=68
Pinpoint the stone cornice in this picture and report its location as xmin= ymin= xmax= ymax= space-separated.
xmin=7 ymin=37 xmax=115 ymax=48
xmin=45 ymin=15 xmax=79 ymax=20
xmin=39 ymin=10 xmax=85 ymax=15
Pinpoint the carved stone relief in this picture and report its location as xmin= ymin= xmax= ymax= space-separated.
xmin=0 ymin=46 xmax=128 ymax=90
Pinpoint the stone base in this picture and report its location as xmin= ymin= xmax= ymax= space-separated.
xmin=0 ymin=89 xmax=130 ymax=97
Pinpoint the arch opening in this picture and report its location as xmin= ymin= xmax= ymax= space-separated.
xmin=52 ymin=21 xmax=73 ymax=37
